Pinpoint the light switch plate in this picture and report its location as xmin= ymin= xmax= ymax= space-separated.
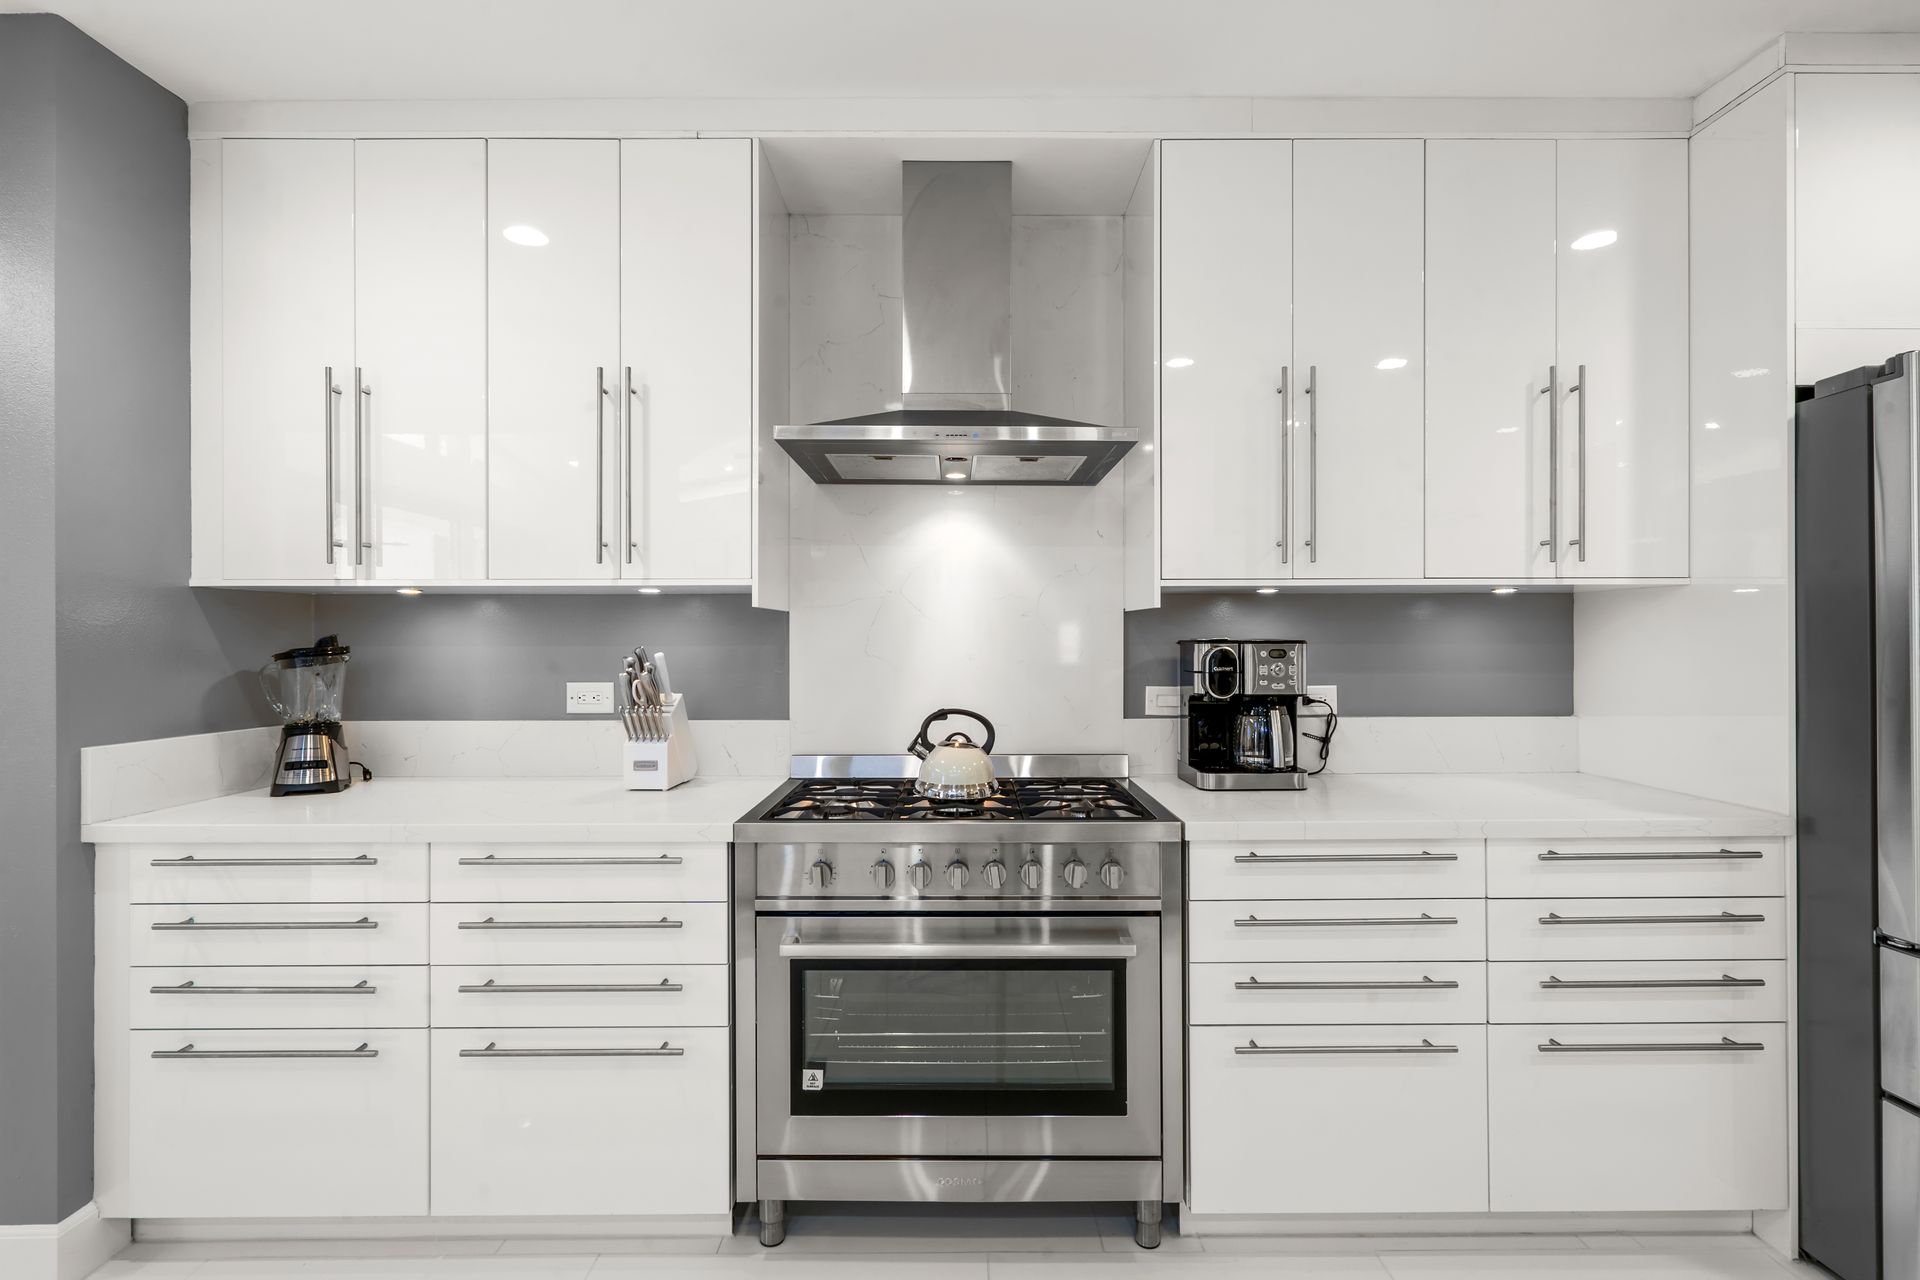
xmin=565 ymin=681 xmax=615 ymax=715
xmin=1145 ymin=685 xmax=1185 ymax=717
xmin=1307 ymin=685 xmax=1338 ymax=713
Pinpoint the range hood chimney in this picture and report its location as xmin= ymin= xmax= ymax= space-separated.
xmin=775 ymin=160 xmax=1135 ymax=486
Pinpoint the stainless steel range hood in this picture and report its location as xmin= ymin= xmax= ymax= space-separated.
xmin=775 ymin=161 xmax=1135 ymax=486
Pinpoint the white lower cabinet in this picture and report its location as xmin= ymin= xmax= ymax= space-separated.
xmin=1190 ymin=961 xmax=1486 ymax=1026
xmin=1487 ymin=1023 xmax=1788 ymax=1211
xmin=1189 ymin=1024 xmax=1489 ymax=1214
xmin=429 ymin=1026 xmax=729 ymax=1216
xmin=128 ymin=1029 xmax=427 ymax=1218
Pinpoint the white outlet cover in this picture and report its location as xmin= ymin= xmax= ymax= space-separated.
xmin=1145 ymin=686 xmax=1185 ymax=717
xmin=1307 ymin=684 xmax=1338 ymax=713
xmin=566 ymin=681 xmax=615 ymax=714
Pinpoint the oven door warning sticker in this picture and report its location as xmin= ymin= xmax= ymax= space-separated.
xmin=801 ymin=1068 xmax=825 ymax=1091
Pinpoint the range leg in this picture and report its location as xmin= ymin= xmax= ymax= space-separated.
xmin=1134 ymin=1199 xmax=1163 ymax=1249
xmin=757 ymin=1199 xmax=786 ymax=1247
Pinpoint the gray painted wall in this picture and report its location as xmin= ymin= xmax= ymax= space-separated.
xmin=0 ymin=15 xmax=312 ymax=1226
xmin=312 ymin=594 xmax=789 ymax=720
xmin=1124 ymin=593 xmax=1573 ymax=717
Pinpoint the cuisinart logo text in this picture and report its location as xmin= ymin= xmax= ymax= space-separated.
xmin=935 ymin=1175 xmax=984 ymax=1188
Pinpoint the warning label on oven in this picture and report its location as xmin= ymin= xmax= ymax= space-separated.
xmin=801 ymin=1068 xmax=825 ymax=1091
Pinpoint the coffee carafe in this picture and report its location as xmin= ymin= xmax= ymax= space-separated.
xmin=259 ymin=635 xmax=354 ymax=796
xmin=1177 ymin=639 xmax=1311 ymax=790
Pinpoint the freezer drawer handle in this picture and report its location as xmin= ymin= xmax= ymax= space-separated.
xmin=1538 ymin=1037 xmax=1765 ymax=1054
xmin=459 ymin=1041 xmax=684 ymax=1058
xmin=152 ymin=1042 xmax=377 ymax=1059
xmin=152 ymin=916 xmax=376 ymax=931
xmin=151 ymin=979 xmax=376 ymax=995
xmin=1539 ymin=974 xmax=1765 ymax=990
xmin=457 ymin=917 xmax=683 ymax=930
xmin=149 ymin=853 xmax=379 ymax=868
xmin=1538 ymin=848 xmax=1764 ymax=862
xmin=1235 ymin=913 xmax=1457 ymax=927
xmin=458 ymin=978 xmax=683 ymax=994
xmin=1236 ymin=1038 xmax=1458 ymax=1055
xmin=456 ymin=853 xmax=683 ymax=866
xmin=1235 ymin=850 xmax=1456 ymax=864
xmin=1236 ymin=975 xmax=1458 ymax=990
xmin=1539 ymin=911 xmax=1766 ymax=926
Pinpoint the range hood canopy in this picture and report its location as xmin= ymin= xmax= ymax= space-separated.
xmin=775 ymin=160 xmax=1135 ymax=487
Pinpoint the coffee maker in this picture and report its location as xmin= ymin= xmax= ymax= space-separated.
xmin=1177 ymin=639 xmax=1310 ymax=791
xmin=259 ymin=636 xmax=354 ymax=797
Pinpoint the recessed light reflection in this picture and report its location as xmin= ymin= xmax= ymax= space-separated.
xmin=1704 ymin=422 xmax=1721 ymax=431
xmin=1732 ymin=368 xmax=1769 ymax=379
xmin=637 ymin=587 xmax=662 ymax=595
xmin=1375 ymin=357 xmax=1408 ymax=370
xmin=1164 ymin=357 xmax=1195 ymax=369
xmin=1255 ymin=587 xmax=1279 ymax=595
xmin=1491 ymin=587 xmax=1518 ymax=595
xmin=1571 ymin=230 xmax=1617 ymax=251
xmin=396 ymin=587 xmax=423 ymax=596
xmin=1733 ymin=587 xmax=1760 ymax=594
xmin=501 ymin=224 xmax=549 ymax=247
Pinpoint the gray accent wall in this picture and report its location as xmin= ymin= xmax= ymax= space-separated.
xmin=0 ymin=15 xmax=312 ymax=1226
xmin=312 ymin=594 xmax=789 ymax=720
xmin=1124 ymin=593 xmax=1574 ymax=717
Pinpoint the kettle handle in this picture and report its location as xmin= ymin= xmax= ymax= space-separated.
xmin=909 ymin=707 xmax=996 ymax=758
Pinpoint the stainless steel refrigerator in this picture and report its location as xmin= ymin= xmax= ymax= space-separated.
xmin=1798 ymin=350 xmax=1920 ymax=1280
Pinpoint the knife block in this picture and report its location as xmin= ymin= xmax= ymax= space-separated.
xmin=622 ymin=694 xmax=697 ymax=791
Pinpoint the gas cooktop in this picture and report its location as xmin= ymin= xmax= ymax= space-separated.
xmin=761 ymin=777 xmax=1155 ymax=823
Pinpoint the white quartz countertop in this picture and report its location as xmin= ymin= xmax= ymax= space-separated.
xmin=1130 ymin=772 xmax=1790 ymax=841
xmin=82 ymin=775 xmax=787 ymax=845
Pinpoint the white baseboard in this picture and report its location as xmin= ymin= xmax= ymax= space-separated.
xmin=134 ymin=1214 xmax=732 ymax=1243
xmin=1180 ymin=1209 xmax=1754 ymax=1237
xmin=0 ymin=1202 xmax=132 ymax=1280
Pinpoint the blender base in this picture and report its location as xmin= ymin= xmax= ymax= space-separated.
xmin=271 ymin=723 xmax=354 ymax=796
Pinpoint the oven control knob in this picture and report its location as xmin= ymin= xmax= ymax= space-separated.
xmin=907 ymin=860 xmax=933 ymax=890
xmin=871 ymin=859 xmax=896 ymax=890
xmin=1020 ymin=860 xmax=1044 ymax=891
xmin=807 ymin=859 xmax=834 ymax=889
xmin=982 ymin=859 xmax=1008 ymax=890
xmin=1062 ymin=858 xmax=1089 ymax=889
xmin=945 ymin=860 xmax=970 ymax=890
xmin=1100 ymin=860 xmax=1125 ymax=890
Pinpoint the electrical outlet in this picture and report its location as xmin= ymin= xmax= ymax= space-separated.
xmin=1307 ymin=684 xmax=1338 ymax=713
xmin=1144 ymin=685 xmax=1185 ymax=717
xmin=565 ymin=681 xmax=615 ymax=715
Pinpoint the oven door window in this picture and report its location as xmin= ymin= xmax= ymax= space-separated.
xmin=791 ymin=959 xmax=1126 ymax=1116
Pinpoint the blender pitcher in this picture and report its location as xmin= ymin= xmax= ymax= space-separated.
xmin=259 ymin=635 xmax=354 ymax=796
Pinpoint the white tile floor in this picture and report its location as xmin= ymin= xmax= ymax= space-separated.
xmin=93 ymin=1209 xmax=1838 ymax=1280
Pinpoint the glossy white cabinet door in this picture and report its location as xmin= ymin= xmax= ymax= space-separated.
xmin=1160 ymin=140 xmax=1293 ymax=580
xmin=487 ymin=139 xmax=620 ymax=580
xmin=1425 ymin=140 xmax=1557 ymax=579
xmin=1555 ymin=139 xmax=1689 ymax=579
xmin=1795 ymin=74 xmax=1920 ymax=331
xmin=220 ymin=139 xmax=355 ymax=581
xmin=620 ymin=140 xmax=753 ymax=583
xmin=1292 ymin=141 xmax=1425 ymax=579
xmin=354 ymin=140 xmax=487 ymax=582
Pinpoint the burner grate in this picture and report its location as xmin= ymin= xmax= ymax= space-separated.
xmin=765 ymin=777 xmax=1153 ymax=823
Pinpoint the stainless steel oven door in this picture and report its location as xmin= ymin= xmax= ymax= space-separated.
xmin=756 ymin=913 xmax=1161 ymax=1159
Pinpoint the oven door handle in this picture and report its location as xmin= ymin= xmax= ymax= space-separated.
xmin=777 ymin=932 xmax=1138 ymax=961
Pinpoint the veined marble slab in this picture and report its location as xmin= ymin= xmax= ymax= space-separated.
xmin=82 ymin=726 xmax=280 ymax=825
xmin=1122 ymin=716 xmax=1579 ymax=776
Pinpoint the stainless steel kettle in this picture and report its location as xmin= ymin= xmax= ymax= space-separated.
xmin=908 ymin=708 xmax=997 ymax=800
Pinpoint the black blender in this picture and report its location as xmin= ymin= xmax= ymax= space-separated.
xmin=259 ymin=636 xmax=355 ymax=796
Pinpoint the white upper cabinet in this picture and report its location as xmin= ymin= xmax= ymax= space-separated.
xmin=1425 ymin=140 xmax=1558 ymax=581
xmin=1160 ymin=140 xmax=1293 ymax=581
xmin=618 ymin=140 xmax=753 ymax=584
xmin=354 ymin=140 xmax=488 ymax=582
xmin=1554 ymin=139 xmax=1689 ymax=579
xmin=218 ymin=139 xmax=356 ymax=582
xmin=1795 ymin=74 xmax=1920 ymax=332
xmin=1291 ymin=141 xmax=1425 ymax=579
xmin=486 ymin=139 xmax=622 ymax=581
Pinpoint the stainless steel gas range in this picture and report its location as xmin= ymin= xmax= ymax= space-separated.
xmin=731 ymin=755 xmax=1184 ymax=1248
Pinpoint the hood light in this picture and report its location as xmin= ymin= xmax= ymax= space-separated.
xmin=1571 ymin=229 xmax=1617 ymax=251
xmin=501 ymin=224 xmax=549 ymax=247
xmin=637 ymin=587 xmax=662 ymax=595
xmin=943 ymin=456 xmax=970 ymax=482
xmin=1255 ymin=587 xmax=1279 ymax=595
xmin=396 ymin=587 xmax=423 ymax=596
xmin=1491 ymin=587 xmax=1518 ymax=595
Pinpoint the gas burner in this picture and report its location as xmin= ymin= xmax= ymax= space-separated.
xmin=759 ymin=777 xmax=1155 ymax=823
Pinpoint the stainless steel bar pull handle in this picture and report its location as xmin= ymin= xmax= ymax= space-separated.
xmin=1236 ymin=975 xmax=1458 ymax=991
xmin=1539 ymin=911 xmax=1766 ymax=926
xmin=1235 ymin=849 xmax=1456 ymax=864
xmin=1237 ymin=1038 xmax=1458 ymax=1056
xmin=1538 ymin=848 xmax=1764 ymax=862
xmin=1539 ymin=1037 xmax=1764 ymax=1054
xmin=1235 ymin=913 xmax=1457 ymax=927
xmin=1275 ymin=368 xmax=1290 ymax=562
xmin=779 ymin=935 xmax=1138 ymax=961
xmin=595 ymin=366 xmax=609 ymax=564
xmin=151 ymin=854 xmax=378 ymax=868
xmin=456 ymin=853 xmax=682 ymax=867
xmin=1540 ymin=364 xmax=1558 ymax=563
xmin=457 ymin=916 xmax=683 ymax=930
xmin=324 ymin=368 xmax=343 ymax=564
xmin=1540 ymin=974 xmax=1765 ymax=990
xmin=354 ymin=367 xmax=370 ymax=564
xmin=623 ymin=366 xmax=636 ymax=564
xmin=460 ymin=978 xmax=683 ymax=994
xmin=152 ymin=916 xmax=376 ymax=931
xmin=460 ymin=1041 xmax=683 ymax=1058
xmin=152 ymin=980 xmax=376 ymax=995
xmin=153 ymin=1042 xmax=377 ymax=1059
xmin=1568 ymin=363 xmax=1586 ymax=560
xmin=1305 ymin=364 xmax=1318 ymax=563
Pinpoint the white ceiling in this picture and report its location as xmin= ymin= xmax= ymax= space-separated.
xmin=7 ymin=0 xmax=1918 ymax=105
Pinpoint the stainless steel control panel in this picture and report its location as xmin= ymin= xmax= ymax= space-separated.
xmin=754 ymin=841 xmax=1165 ymax=905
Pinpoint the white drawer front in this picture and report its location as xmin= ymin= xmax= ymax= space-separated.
xmin=1488 ymin=1022 xmax=1788 ymax=1212
xmin=1488 ymin=960 xmax=1787 ymax=1024
xmin=128 ymin=1029 xmax=427 ymax=1218
xmin=429 ymin=1026 xmax=729 ymax=1216
xmin=1489 ymin=898 xmax=1785 ymax=961
xmin=1190 ymin=1024 xmax=1489 ymax=1214
xmin=1190 ymin=899 xmax=1487 ymax=963
xmin=133 ymin=966 xmax=428 ymax=1029
xmin=131 ymin=903 xmax=428 ymax=967
xmin=430 ymin=843 xmax=726 ymax=902
xmin=1191 ymin=840 xmax=1484 ymax=901
xmin=1190 ymin=962 xmax=1486 ymax=1026
xmin=127 ymin=843 xmax=427 ymax=904
xmin=430 ymin=902 xmax=727 ymax=966
xmin=1487 ymin=839 xmax=1785 ymax=898
xmin=432 ymin=965 xmax=728 ymax=1028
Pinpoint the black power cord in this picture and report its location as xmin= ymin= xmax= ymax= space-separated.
xmin=1299 ymin=697 xmax=1339 ymax=776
